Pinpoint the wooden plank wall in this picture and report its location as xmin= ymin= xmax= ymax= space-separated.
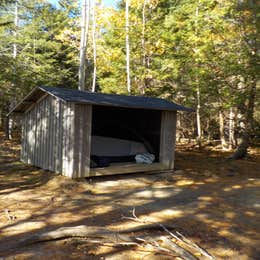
xmin=61 ymin=103 xmax=92 ymax=178
xmin=73 ymin=104 xmax=92 ymax=178
xmin=21 ymin=96 xmax=93 ymax=178
xmin=21 ymin=95 xmax=63 ymax=173
xmin=61 ymin=102 xmax=75 ymax=177
xmin=159 ymin=111 xmax=177 ymax=170
xmin=21 ymin=98 xmax=177 ymax=178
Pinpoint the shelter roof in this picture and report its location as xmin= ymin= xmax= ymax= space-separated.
xmin=8 ymin=86 xmax=194 ymax=115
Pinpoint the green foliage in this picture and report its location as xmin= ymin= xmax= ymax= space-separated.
xmin=0 ymin=0 xmax=79 ymax=108
xmin=0 ymin=0 xmax=258 ymax=142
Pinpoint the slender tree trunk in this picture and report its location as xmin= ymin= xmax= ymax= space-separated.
xmin=219 ymin=109 xmax=227 ymax=149
xmin=141 ymin=0 xmax=146 ymax=67
xmin=140 ymin=0 xmax=147 ymax=94
xmin=6 ymin=1 xmax=19 ymax=140
xmin=206 ymin=119 xmax=211 ymax=141
xmin=196 ymin=80 xmax=201 ymax=147
xmin=125 ymin=0 xmax=131 ymax=93
xmin=228 ymin=107 xmax=235 ymax=149
xmin=91 ymin=0 xmax=97 ymax=92
xmin=195 ymin=2 xmax=201 ymax=148
xmin=5 ymin=104 xmax=10 ymax=139
xmin=234 ymin=110 xmax=238 ymax=147
xmin=13 ymin=1 xmax=18 ymax=59
xmin=78 ymin=0 xmax=90 ymax=91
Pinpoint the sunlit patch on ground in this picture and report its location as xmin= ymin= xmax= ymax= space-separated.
xmin=0 ymin=132 xmax=259 ymax=259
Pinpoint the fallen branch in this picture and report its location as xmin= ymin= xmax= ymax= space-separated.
xmin=16 ymin=226 xmax=135 ymax=247
xmin=4 ymin=208 xmax=214 ymax=260
xmin=122 ymin=208 xmax=215 ymax=260
xmin=88 ymin=239 xmax=178 ymax=257
xmin=176 ymin=231 xmax=214 ymax=260
xmin=160 ymin=236 xmax=197 ymax=260
xmin=160 ymin=224 xmax=214 ymax=259
xmin=5 ymin=225 xmax=178 ymax=258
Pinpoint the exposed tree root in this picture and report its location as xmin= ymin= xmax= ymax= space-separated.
xmin=8 ymin=208 xmax=215 ymax=260
xmin=13 ymin=225 xmax=195 ymax=259
xmin=122 ymin=208 xmax=215 ymax=260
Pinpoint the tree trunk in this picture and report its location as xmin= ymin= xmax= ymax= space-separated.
xmin=196 ymin=79 xmax=201 ymax=148
xmin=6 ymin=1 xmax=19 ymax=140
xmin=228 ymin=107 xmax=235 ymax=149
xmin=13 ymin=1 xmax=18 ymax=59
xmin=206 ymin=119 xmax=211 ymax=141
xmin=140 ymin=0 xmax=147 ymax=94
xmin=195 ymin=3 xmax=201 ymax=148
xmin=234 ymin=110 xmax=238 ymax=147
xmin=230 ymin=82 xmax=257 ymax=159
xmin=5 ymin=115 xmax=14 ymax=140
xmin=3 ymin=102 xmax=10 ymax=139
xmin=91 ymin=0 xmax=97 ymax=92
xmin=125 ymin=0 xmax=131 ymax=93
xmin=219 ymin=109 xmax=227 ymax=149
xmin=78 ymin=0 xmax=90 ymax=91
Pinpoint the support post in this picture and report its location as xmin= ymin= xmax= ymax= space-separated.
xmin=159 ymin=111 xmax=177 ymax=170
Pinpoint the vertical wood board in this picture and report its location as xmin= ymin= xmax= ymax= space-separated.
xmin=159 ymin=111 xmax=177 ymax=169
xmin=73 ymin=104 xmax=92 ymax=178
xmin=62 ymin=102 xmax=75 ymax=178
xmin=21 ymin=95 xmax=63 ymax=173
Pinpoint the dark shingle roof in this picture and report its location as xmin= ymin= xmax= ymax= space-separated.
xmin=9 ymin=86 xmax=194 ymax=115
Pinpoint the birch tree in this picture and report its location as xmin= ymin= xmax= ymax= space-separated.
xmin=91 ymin=0 xmax=97 ymax=92
xmin=125 ymin=0 xmax=131 ymax=93
xmin=78 ymin=0 xmax=90 ymax=91
xmin=140 ymin=0 xmax=147 ymax=94
xmin=219 ymin=110 xmax=227 ymax=149
xmin=229 ymin=108 xmax=235 ymax=149
xmin=195 ymin=1 xmax=201 ymax=147
xmin=6 ymin=0 xmax=18 ymax=139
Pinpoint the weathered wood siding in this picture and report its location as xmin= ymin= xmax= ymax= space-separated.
xmin=21 ymin=95 xmax=63 ymax=173
xmin=21 ymin=96 xmax=93 ymax=178
xmin=21 ymin=95 xmax=176 ymax=178
xmin=72 ymin=104 xmax=92 ymax=178
xmin=159 ymin=111 xmax=177 ymax=170
xmin=61 ymin=104 xmax=92 ymax=178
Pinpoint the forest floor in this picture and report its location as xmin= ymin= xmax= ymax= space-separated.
xmin=0 ymin=132 xmax=259 ymax=260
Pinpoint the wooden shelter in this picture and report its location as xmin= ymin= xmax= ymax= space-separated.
xmin=8 ymin=86 xmax=193 ymax=179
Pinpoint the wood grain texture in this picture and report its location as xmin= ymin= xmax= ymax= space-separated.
xmin=159 ymin=111 xmax=177 ymax=170
xmin=61 ymin=102 xmax=76 ymax=178
xmin=89 ymin=162 xmax=167 ymax=177
xmin=73 ymin=104 xmax=92 ymax=178
xmin=21 ymin=95 xmax=63 ymax=173
xmin=20 ymin=114 xmax=25 ymax=162
xmin=56 ymin=100 xmax=62 ymax=172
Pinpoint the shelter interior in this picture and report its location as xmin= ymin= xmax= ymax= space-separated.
xmin=90 ymin=105 xmax=163 ymax=175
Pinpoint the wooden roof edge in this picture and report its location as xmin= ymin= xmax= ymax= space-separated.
xmin=40 ymin=86 xmax=195 ymax=112
xmin=8 ymin=86 xmax=195 ymax=116
xmin=7 ymin=87 xmax=45 ymax=116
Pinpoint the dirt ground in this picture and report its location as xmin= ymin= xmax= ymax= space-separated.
xmin=0 ymin=132 xmax=259 ymax=259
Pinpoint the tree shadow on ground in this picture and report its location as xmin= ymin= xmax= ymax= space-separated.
xmin=0 ymin=135 xmax=259 ymax=259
